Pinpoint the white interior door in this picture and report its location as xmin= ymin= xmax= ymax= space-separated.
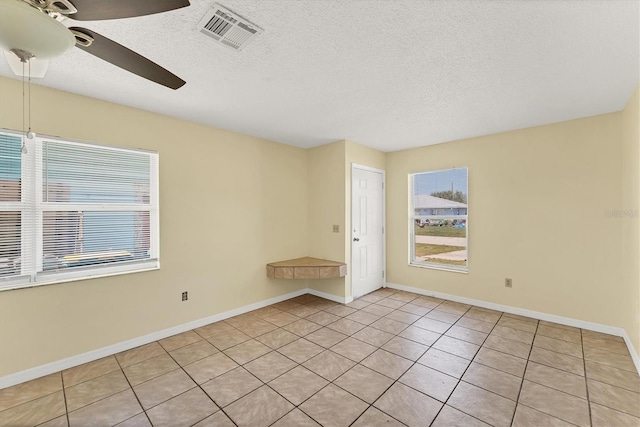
xmin=351 ymin=165 xmax=384 ymax=298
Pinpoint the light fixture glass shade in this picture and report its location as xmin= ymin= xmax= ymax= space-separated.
xmin=0 ymin=0 xmax=75 ymax=59
xmin=3 ymin=50 xmax=49 ymax=77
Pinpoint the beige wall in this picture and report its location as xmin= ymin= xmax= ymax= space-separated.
xmin=621 ymin=85 xmax=640 ymax=352
xmin=0 ymin=77 xmax=309 ymax=377
xmin=306 ymin=140 xmax=346 ymax=297
xmin=387 ymin=113 xmax=629 ymax=334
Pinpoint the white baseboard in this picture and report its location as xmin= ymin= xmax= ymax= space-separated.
xmin=0 ymin=288 xmax=310 ymax=389
xmin=386 ymin=282 xmax=640 ymax=374
xmin=306 ymin=288 xmax=349 ymax=304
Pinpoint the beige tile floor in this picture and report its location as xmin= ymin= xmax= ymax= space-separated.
xmin=1 ymin=288 xmax=639 ymax=427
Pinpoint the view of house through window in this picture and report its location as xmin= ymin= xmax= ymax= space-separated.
xmin=410 ymin=168 xmax=468 ymax=272
xmin=0 ymin=130 xmax=159 ymax=289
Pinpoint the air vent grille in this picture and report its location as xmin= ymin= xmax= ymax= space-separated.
xmin=196 ymin=3 xmax=263 ymax=51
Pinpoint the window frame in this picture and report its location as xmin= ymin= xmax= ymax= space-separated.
xmin=409 ymin=167 xmax=468 ymax=273
xmin=0 ymin=129 xmax=160 ymax=291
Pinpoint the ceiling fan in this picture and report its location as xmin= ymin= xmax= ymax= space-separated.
xmin=0 ymin=0 xmax=189 ymax=89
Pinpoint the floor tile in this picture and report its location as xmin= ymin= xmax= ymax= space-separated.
xmin=587 ymin=378 xmax=640 ymax=417
xmin=582 ymin=329 xmax=625 ymax=343
xmin=498 ymin=316 xmax=538 ymax=333
xmin=324 ymin=305 xmax=357 ymax=317
xmin=194 ymin=321 xmax=236 ymax=339
xmin=351 ymin=406 xmax=404 ymax=427
xmin=432 ymin=405 xmax=491 ymax=427
xmin=385 ymin=310 xmax=421 ymax=324
xmin=269 ymin=366 xmax=328 ymax=405
xmin=352 ymin=326 xmax=395 ymax=347
xmin=512 ymin=404 xmax=575 ymax=426
xmin=183 ymin=352 xmax=239 ymax=384
xmin=206 ymin=330 xmax=252 ymax=351
xmin=226 ymin=386 xmax=294 ymax=427
xmin=361 ymin=349 xmax=413 ymax=379
xmin=146 ymin=387 xmax=218 ymax=427
xmin=114 ymin=413 xmax=152 ymax=427
xmin=473 ymin=347 xmax=527 ymax=377
xmin=169 ymin=340 xmax=218 ymax=366
xmin=38 ymin=415 xmax=70 ymax=427
xmin=418 ymin=347 xmax=471 ymax=378
xmin=285 ymin=304 xmax=320 ymax=318
xmin=533 ymin=335 xmax=582 ymax=358
xmin=412 ymin=296 xmax=443 ymax=309
xmin=193 ymin=410 xmax=236 ymax=427
xmin=484 ymin=334 xmax=532 ymax=359
xmin=518 ymin=380 xmax=590 ymax=427
xmin=62 ymin=357 xmax=119 ymax=389
xmin=345 ymin=299 xmax=371 ymax=310
xmin=360 ymin=304 xmax=394 ymax=317
xmin=381 ymin=336 xmax=428 ymax=361
xmin=115 ymin=343 xmax=167 ymax=368
xmin=0 ymin=373 xmax=62 ymax=411
xmin=463 ymin=308 xmax=501 ymax=324
xmin=283 ymin=319 xmax=322 ymax=336
xmin=399 ymin=363 xmax=458 ymax=402
xmin=255 ymin=328 xmax=299 ymax=349
xmin=528 ymin=346 xmax=584 ymax=376
xmin=370 ymin=317 xmax=408 ymax=334
xmin=539 ymin=320 xmax=580 ymax=332
xmin=306 ymin=311 xmax=340 ymax=326
xmin=68 ymin=389 xmax=142 ymax=427
xmin=237 ymin=321 xmax=279 ymax=338
xmin=244 ymin=351 xmax=297 ymax=382
xmin=438 ymin=301 xmax=470 ymax=315
xmin=0 ymin=390 xmax=65 ymax=427
xmin=346 ymin=309 xmax=383 ymax=326
xmin=374 ymin=382 xmax=442 ymax=426
xmin=398 ymin=325 xmax=441 ymax=346
xmin=377 ymin=298 xmax=406 ymax=309
xmin=334 ymin=364 xmax=393 ymax=403
xmin=447 ymin=381 xmax=516 ymax=427
xmin=414 ymin=317 xmax=451 ymax=334
xmin=586 ymin=359 xmax=640 ymax=392
xmin=590 ymin=402 xmax=640 ymax=427
xmin=305 ymin=327 xmax=348 ymax=348
xmin=299 ymin=384 xmax=368 ymax=427
xmin=434 ymin=335 xmax=480 ymax=360
xmin=133 ymin=368 xmax=195 ymax=410
xmin=387 ymin=291 xmax=419 ymax=303
xmin=454 ymin=316 xmax=494 ymax=333
xmin=463 ymin=362 xmax=522 ymax=400
xmin=123 ymin=354 xmax=179 ymax=386
xmin=326 ymin=318 xmax=367 ymax=335
xmin=158 ymin=331 xmax=202 ymax=352
xmin=264 ymin=311 xmax=299 ymax=327
xmin=524 ymin=361 xmax=586 ymax=398
xmin=271 ymin=409 xmax=320 ymax=427
xmin=491 ymin=325 xmax=535 ymax=345
xmin=331 ymin=337 xmax=377 ymax=362
xmin=251 ymin=306 xmax=284 ymax=319
xmin=65 ymin=370 xmax=130 ymax=411
xmin=536 ymin=324 xmax=581 ymax=344
xmin=445 ymin=325 xmax=488 ymax=345
xmin=425 ymin=309 xmax=462 ymax=324
xmin=302 ymin=350 xmax=355 ymax=381
xmin=201 ymin=366 xmax=262 ymax=407
xmin=224 ymin=339 xmax=271 ymax=365
xmin=583 ymin=346 xmax=637 ymax=372
xmin=277 ymin=338 xmax=324 ymax=363
xmin=583 ymin=334 xmax=630 ymax=356
xmin=398 ymin=303 xmax=431 ymax=316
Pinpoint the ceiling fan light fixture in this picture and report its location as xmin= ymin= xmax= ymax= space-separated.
xmin=0 ymin=0 xmax=75 ymax=59
xmin=3 ymin=50 xmax=49 ymax=77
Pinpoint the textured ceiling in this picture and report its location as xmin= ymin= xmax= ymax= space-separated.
xmin=1 ymin=0 xmax=639 ymax=151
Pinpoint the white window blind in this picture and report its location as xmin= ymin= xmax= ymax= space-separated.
xmin=0 ymin=130 xmax=159 ymax=290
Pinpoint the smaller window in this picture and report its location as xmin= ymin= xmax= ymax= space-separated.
xmin=410 ymin=168 xmax=468 ymax=272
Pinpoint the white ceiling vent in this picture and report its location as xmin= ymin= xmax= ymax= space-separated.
xmin=195 ymin=3 xmax=263 ymax=51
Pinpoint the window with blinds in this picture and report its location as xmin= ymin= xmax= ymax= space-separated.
xmin=0 ymin=130 xmax=159 ymax=290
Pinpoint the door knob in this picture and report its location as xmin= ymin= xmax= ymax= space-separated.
xmin=353 ymin=237 xmax=360 ymax=241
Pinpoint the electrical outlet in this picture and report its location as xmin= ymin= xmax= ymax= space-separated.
xmin=333 ymin=225 xmax=339 ymax=233
xmin=181 ymin=291 xmax=188 ymax=301
xmin=505 ymin=278 xmax=512 ymax=288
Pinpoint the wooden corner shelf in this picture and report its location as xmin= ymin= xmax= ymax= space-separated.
xmin=266 ymin=257 xmax=347 ymax=280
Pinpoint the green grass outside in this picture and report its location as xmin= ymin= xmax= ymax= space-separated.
xmin=414 ymin=224 xmax=466 ymax=238
xmin=415 ymin=243 xmax=465 ymax=257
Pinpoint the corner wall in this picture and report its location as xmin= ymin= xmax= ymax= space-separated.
xmin=386 ymin=113 xmax=627 ymax=334
xmin=0 ymin=77 xmax=310 ymax=377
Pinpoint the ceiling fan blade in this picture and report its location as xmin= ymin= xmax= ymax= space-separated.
xmin=69 ymin=0 xmax=189 ymax=21
xmin=70 ymin=27 xmax=185 ymax=90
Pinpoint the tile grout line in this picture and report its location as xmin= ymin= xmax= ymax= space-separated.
xmin=581 ymin=328 xmax=593 ymax=427
xmin=508 ymin=314 xmax=539 ymax=427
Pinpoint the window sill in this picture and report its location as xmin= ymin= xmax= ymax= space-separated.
xmin=409 ymin=262 xmax=468 ymax=274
